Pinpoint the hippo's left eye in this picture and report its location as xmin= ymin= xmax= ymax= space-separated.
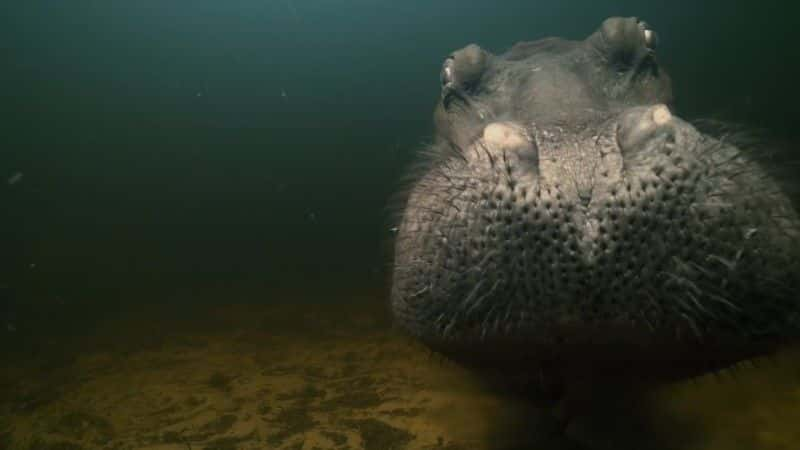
xmin=637 ymin=20 xmax=658 ymax=50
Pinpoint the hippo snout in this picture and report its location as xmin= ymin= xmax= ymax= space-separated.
xmin=390 ymin=17 xmax=800 ymax=383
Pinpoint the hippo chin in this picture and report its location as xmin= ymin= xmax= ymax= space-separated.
xmin=390 ymin=17 xmax=800 ymax=392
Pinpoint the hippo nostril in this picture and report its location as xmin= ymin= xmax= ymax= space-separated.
xmin=479 ymin=122 xmax=539 ymax=179
xmin=617 ymin=104 xmax=673 ymax=153
xmin=651 ymin=104 xmax=671 ymax=125
xmin=483 ymin=123 xmax=529 ymax=150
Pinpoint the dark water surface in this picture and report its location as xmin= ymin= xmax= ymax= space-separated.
xmin=1 ymin=1 xmax=800 ymax=449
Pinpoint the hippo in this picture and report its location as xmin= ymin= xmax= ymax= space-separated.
xmin=389 ymin=16 xmax=800 ymax=419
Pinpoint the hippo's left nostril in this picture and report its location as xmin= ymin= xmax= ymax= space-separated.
xmin=617 ymin=104 xmax=673 ymax=153
xmin=651 ymin=104 xmax=671 ymax=125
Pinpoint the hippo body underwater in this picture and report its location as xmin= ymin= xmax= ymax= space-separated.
xmin=390 ymin=17 xmax=800 ymax=396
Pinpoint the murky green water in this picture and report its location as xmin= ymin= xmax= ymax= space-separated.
xmin=1 ymin=1 xmax=799 ymax=449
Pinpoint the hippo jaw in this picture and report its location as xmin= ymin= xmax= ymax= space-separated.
xmin=390 ymin=17 xmax=800 ymax=381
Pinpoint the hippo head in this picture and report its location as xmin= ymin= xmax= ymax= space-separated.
xmin=390 ymin=17 xmax=800 ymax=386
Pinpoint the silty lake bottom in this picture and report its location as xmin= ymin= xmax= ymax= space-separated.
xmin=1 ymin=280 xmax=799 ymax=450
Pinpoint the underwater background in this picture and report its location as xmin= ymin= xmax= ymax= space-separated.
xmin=1 ymin=1 xmax=799 ymax=449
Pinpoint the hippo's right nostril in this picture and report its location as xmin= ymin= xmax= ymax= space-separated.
xmin=483 ymin=122 xmax=531 ymax=151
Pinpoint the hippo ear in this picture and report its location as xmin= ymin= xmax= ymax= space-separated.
xmin=591 ymin=17 xmax=658 ymax=69
xmin=440 ymin=44 xmax=490 ymax=107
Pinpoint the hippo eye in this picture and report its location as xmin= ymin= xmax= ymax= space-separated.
xmin=643 ymin=29 xmax=658 ymax=49
xmin=637 ymin=20 xmax=658 ymax=50
xmin=440 ymin=56 xmax=455 ymax=87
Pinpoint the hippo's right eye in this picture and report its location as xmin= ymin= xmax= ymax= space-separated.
xmin=440 ymin=57 xmax=455 ymax=87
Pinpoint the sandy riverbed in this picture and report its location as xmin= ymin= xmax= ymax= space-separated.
xmin=2 ymin=290 xmax=799 ymax=450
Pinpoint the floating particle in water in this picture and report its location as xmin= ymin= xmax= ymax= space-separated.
xmin=28 ymin=263 xmax=36 ymax=269
xmin=7 ymin=172 xmax=23 ymax=185
xmin=281 ymin=89 xmax=288 ymax=101
xmin=6 ymin=323 xmax=15 ymax=333
xmin=307 ymin=212 xmax=316 ymax=222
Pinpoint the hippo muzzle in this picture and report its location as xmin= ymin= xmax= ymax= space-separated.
xmin=390 ymin=17 xmax=800 ymax=384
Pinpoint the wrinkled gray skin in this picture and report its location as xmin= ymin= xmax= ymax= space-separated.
xmin=391 ymin=17 xmax=800 ymax=390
